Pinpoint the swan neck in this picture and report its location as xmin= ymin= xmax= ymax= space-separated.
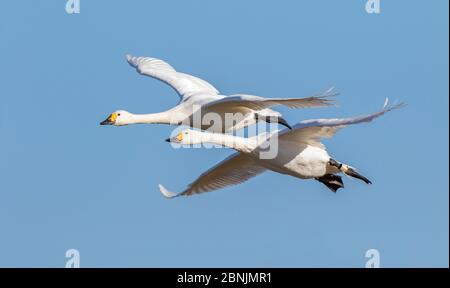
xmin=131 ymin=112 xmax=170 ymax=124
xmin=204 ymin=133 xmax=252 ymax=153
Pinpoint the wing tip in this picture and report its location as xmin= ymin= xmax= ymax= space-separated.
xmin=302 ymin=87 xmax=340 ymax=108
xmin=382 ymin=98 xmax=407 ymax=111
xmin=322 ymin=86 xmax=340 ymax=98
xmin=158 ymin=184 xmax=180 ymax=199
xmin=126 ymin=54 xmax=138 ymax=67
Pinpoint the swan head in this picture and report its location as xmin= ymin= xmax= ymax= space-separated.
xmin=165 ymin=129 xmax=205 ymax=145
xmin=100 ymin=110 xmax=133 ymax=126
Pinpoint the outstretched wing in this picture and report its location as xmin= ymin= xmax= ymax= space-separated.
xmin=202 ymin=87 xmax=338 ymax=112
xmin=279 ymin=100 xmax=405 ymax=149
xmin=159 ymin=153 xmax=266 ymax=198
xmin=127 ymin=55 xmax=219 ymax=100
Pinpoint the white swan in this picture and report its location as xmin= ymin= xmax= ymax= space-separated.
xmin=159 ymin=100 xmax=405 ymax=198
xmin=100 ymin=55 xmax=337 ymax=132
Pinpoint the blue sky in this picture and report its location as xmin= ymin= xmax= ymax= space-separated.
xmin=0 ymin=0 xmax=448 ymax=267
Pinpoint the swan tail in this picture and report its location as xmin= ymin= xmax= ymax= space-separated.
xmin=158 ymin=184 xmax=181 ymax=199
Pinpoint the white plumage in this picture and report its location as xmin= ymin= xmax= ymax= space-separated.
xmin=100 ymin=55 xmax=337 ymax=132
xmin=160 ymin=101 xmax=405 ymax=197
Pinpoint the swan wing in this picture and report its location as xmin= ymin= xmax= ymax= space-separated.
xmin=159 ymin=153 xmax=265 ymax=198
xmin=203 ymin=87 xmax=337 ymax=112
xmin=279 ymin=100 xmax=405 ymax=148
xmin=126 ymin=55 xmax=219 ymax=100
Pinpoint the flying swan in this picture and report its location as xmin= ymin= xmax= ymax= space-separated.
xmin=100 ymin=55 xmax=337 ymax=132
xmin=160 ymin=100 xmax=405 ymax=198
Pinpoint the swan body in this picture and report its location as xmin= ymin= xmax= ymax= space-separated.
xmin=160 ymin=100 xmax=405 ymax=198
xmin=257 ymin=143 xmax=331 ymax=179
xmin=100 ymin=55 xmax=337 ymax=132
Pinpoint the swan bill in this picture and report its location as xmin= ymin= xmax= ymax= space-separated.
xmin=100 ymin=119 xmax=113 ymax=125
xmin=100 ymin=113 xmax=118 ymax=125
xmin=166 ymin=132 xmax=184 ymax=143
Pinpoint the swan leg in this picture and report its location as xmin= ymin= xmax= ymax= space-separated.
xmin=315 ymin=174 xmax=344 ymax=193
xmin=254 ymin=113 xmax=292 ymax=129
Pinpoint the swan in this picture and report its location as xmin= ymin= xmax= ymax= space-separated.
xmin=100 ymin=55 xmax=337 ymax=132
xmin=159 ymin=100 xmax=405 ymax=198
